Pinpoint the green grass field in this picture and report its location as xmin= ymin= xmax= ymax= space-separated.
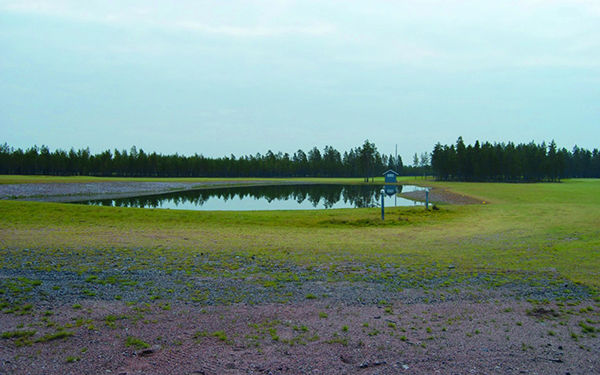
xmin=0 ymin=178 xmax=598 ymax=290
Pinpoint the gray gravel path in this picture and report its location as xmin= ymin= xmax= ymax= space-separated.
xmin=0 ymin=181 xmax=276 ymax=202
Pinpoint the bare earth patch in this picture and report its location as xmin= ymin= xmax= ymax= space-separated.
xmin=401 ymin=186 xmax=484 ymax=205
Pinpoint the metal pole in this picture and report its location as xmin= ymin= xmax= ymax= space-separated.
xmin=381 ymin=189 xmax=385 ymax=220
xmin=425 ymin=189 xmax=429 ymax=210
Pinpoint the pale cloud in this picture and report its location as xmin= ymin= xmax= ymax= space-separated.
xmin=171 ymin=21 xmax=335 ymax=38
xmin=0 ymin=0 xmax=336 ymax=37
xmin=2 ymin=0 xmax=599 ymax=69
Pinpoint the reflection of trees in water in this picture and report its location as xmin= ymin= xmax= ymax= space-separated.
xmin=342 ymin=185 xmax=375 ymax=208
xmin=85 ymin=184 xmax=401 ymax=209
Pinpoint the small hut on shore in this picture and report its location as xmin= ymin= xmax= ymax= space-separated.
xmin=382 ymin=169 xmax=399 ymax=184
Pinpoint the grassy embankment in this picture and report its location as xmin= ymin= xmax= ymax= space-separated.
xmin=0 ymin=177 xmax=598 ymax=290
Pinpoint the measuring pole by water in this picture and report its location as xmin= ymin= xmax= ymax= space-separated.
xmin=394 ymin=144 xmax=398 ymax=209
xmin=425 ymin=188 xmax=429 ymax=210
xmin=381 ymin=189 xmax=385 ymax=220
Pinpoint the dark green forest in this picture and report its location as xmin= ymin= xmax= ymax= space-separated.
xmin=2 ymin=138 xmax=598 ymax=181
xmin=0 ymin=141 xmax=414 ymax=180
xmin=431 ymin=137 xmax=600 ymax=182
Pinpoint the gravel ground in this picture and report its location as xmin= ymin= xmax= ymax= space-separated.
xmin=1 ymin=264 xmax=599 ymax=375
xmin=401 ymin=187 xmax=484 ymax=205
xmin=0 ymin=266 xmax=593 ymax=308
xmin=1 ymin=297 xmax=599 ymax=375
xmin=0 ymin=181 xmax=276 ymax=202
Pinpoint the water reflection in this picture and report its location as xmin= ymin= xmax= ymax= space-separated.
xmin=75 ymin=184 xmax=425 ymax=211
xmin=384 ymin=185 xmax=398 ymax=196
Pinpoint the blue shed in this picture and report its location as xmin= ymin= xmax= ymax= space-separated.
xmin=383 ymin=169 xmax=399 ymax=183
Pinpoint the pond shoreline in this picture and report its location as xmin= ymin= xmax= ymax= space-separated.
xmin=0 ymin=181 xmax=483 ymax=207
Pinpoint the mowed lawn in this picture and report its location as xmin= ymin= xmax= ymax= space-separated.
xmin=0 ymin=178 xmax=598 ymax=288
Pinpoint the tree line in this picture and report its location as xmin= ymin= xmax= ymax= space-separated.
xmin=6 ymin=138 xmax=595 ymax=181
xmin=0 ymin=141 xmax=413 ymax=180
xmin=431 ymin=137 xmax=600 ymax=182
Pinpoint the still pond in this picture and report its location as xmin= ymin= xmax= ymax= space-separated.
xmin=74 ymin=184 xmax=426 ymax=211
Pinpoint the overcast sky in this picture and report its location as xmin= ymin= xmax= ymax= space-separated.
xmin=1 ymin=0 xmax=599 ymax=162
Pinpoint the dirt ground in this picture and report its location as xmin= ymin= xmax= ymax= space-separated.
xmin=1 ymin=296 xmax=599 ymax=375
xmin=400 ymin=187 xmax=484 ymax=206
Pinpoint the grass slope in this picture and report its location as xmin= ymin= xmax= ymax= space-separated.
xmin=0 ymin=178 xmax=598 ymax=288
